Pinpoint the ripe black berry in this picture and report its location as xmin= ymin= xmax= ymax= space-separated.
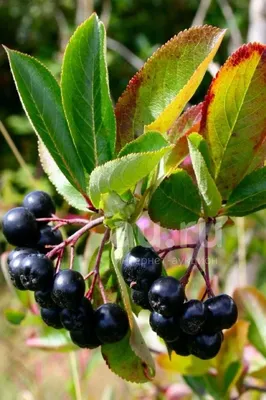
xmin=70 ymin=326 xmax=101 ymax=349
xmin=132 ymin=289 xmax=152 ymax=310
xmin=150 ymin=311 xmax=180 ymax=342
xmin=41 ymin=307 xmax=63 ymax=329
xmin=2 ymin=207 xmax=40 ymax=247
xmin=61 ymin=298 xmax=94 ymax=331
xmin=122 ymin=246 xmax=162 ymax=291
xmin=20 ymin=253 xmax=54 ymax=291
xmin=95 ymin=303 xmax=129 ymax=343
xmin=148 ymin=276 xmax=185 ymax=317
xmin=35 ymin=288 xmax=55 ymax=308
xmin=180 ymin=300 xmax=207 ymax=335
xmin=52 ymin=270 xmax=85 ymax=310
xmin=23 ymin=190 xmax=55 ymax=219
xmin=37 ymin=225 xmax=63 ymax=253
xmin=167 ymin=333 xmax=191 ymax=356
xmin=204 ymin=294 xmax=238 ymax=333
xmin=8 ymin=247 xmax=39 ymax=265
xmin=8 ymin=254 xmax=28 ymax=290
xmin=189 ymin=332 xmax=222 ymax=360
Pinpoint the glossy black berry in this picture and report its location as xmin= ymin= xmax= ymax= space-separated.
xmin=95 ymin=303 xmax=129 ymax=344
xmin=150 ymin=311 xmax=180 ymax=342
xmin=2 ymin=207 xmax=40 ymax=247
xmin=8 ymin=254 xmax=28 ymax=290
xmin=70 ymin=326 xmax=101 ymax=349
xmin=41 ymin=307 xmax=63 ymax=329
xmin=204 ymin=294 xmax=238 ymax=333
xmin=132 ymin=289 xmax=152 ymax=310
xmin=148 ymin=276 xmax=185 ymax=317
xmin=180 ymin=300 xmax=207 ymax=335
xmin=37 ymin=225 xmax=63 ymax=253
xmin=61 ymin=298 xmax=94 ymax=331
xmin=7 ymin=247 xmax=39 ymax=265
xmin=167 ymin=333 xmax=191 ymax=356
xmin=189 ymin=332 xmax=223 ymax=360
xmin=122 ymin=246 xmax=162 ymax=291
xmin=23 ymin=191 xmax=55 ymax=219
xmin=35 ymin=288 xmax=55 ymax=308
xmin=52 ymin=270 xmax=85 ymax=310
xmin=20 ymin=253 xmax=54 ymax=291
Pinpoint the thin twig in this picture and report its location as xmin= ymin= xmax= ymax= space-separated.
xmin=107 ymin=37 xmax=143 ymax=70
xmin=69 ymin=245 xmax=75 ymax=270
xmin=192 ymin=0 xmax=212 ymax=26
xmin=55 ymin=248 xmax=64 ymax=273
xmin=36 ymin=217 xmax=89 ymax=225
xmin=158 ymin=243 xmax=197 ymax=259
xmin=217 ymin=0 xmax=242 ymax=51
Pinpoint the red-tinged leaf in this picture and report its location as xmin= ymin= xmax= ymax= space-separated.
xmin=115 ymin=26 xmax=225 ymax=150
xmin=201 ymin=43 xmax=266 ymax=199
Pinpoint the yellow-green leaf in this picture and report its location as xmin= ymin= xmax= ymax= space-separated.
xmin=157 ymin=352 xmax=211 ymax=376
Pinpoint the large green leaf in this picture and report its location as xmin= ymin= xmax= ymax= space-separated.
xmin=61 ymin=14 xmax=116 ymax=174
xmin=38 ymin=141 xmax=88 ymax=211
xmin=4 ymin=47 xmax=86 ymax=192
xmin=234 ymin=287 xmax=266 ymax=357
xmin=148 ymin=169 xmax=202 ymax=229
xmin=118 ymin=131 xmax=168 ymax=157
xmin=201 ymin=43 xmax=266 ymax=199
xmin=89 ymin=146 xmax=171 ymax=208
xmin=224 ymin=167 xmax=266 ymax=216
xmin=115 ymin=26 xmax=225 ymax=150
xmin=188 ymin=133 xmax=222 ymax=217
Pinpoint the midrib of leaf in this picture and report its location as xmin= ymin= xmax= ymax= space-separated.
xmin=11 ymin=56 xmax=84 ymax=193
xmin=159 ymin=185 xmax=200 ymax=215
xmin=214 ymin=55 xmax=262 ymax=180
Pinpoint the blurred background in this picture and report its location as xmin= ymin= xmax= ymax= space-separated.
xmin=1 ymin=0 xmax=266 ymax=399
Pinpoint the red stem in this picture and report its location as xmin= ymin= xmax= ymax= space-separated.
xmin=69 ymin=245 xmax=75 ymax=270
xmin=158 ymin=243 xmax=196 ymax=259
xmin=55 ymin=248 xmax=64 ymax=273
xmin=36 ymin=217 xmax=89 ymax=225
xmin=195 ymin=260 xmax=214 ymax=297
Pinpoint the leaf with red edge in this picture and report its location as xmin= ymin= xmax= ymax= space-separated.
xmin=115 ymin=26 xmax=225 ymax=150
xmin=200 ymin=43 xmax=266 ymax=199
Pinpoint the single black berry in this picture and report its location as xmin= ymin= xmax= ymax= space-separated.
xmin=37 ymin=225 xmax=63 ymax=253
xmin=95 ymin=303 xmax=129 ymax=344
xmin=122 ymin=246 xmax=162 ymax=291
xmin=41 ymin=307 xmax=63 ymax=329
xmin=132 ymin=289 xmax=152 ymax=310
xmin=35 ymin=288 xmax=55 ymax=308
xmin=70 ymin=327 xmax=101 ymax=349
xmin=8 ymin=247 xmax=39 ymax=265
xmin=180 ymin=300 xmax=207 ymax=335
xmin=2 ymin=207 xmax=40 ymax=247
xmin=20 ymin=253 xmax=54 ymax=291
xmin=52 ymin=270 xmax=85 ymax=310
xmin=23 ymin=190 xmax=55 ymax=219
xmin=150 ymin=311 xmax=180 ymax=342
xmin=204 ymin=294 xmax=238 ymax=333
xmin=61 ymin=298 xmax=94 ymax=331
xmin=189 ymin=332 xmax=223 ymax=360
xmin=167 ymin=333 xmax=191 ymax=356
xmin=8 ymin=254 xmax=28 ymax=290
xmin=148 ymin=276 xmax=185 ymax=317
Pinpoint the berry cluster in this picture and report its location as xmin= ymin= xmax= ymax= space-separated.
xmin=3 ymin=191 xmax=129 ymax=349
xmin=122 ymin=246 xmax=238 ymax=360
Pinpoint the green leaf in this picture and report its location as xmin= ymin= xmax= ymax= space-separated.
xmin=89 ymin=146 xmax=171 ymax=208
xmin=4 ymin=47 xmax=86 ymax=192
xmin=225 ymin=167 xmax=266 ymax=216
xmin=115 ymin=26 xmax=225 ymax=150
xmin=201 ymin=43 xmax=266 ymax=199
xmin=148 ymin=169 xmax=201 ymax=229
xmin=157 ymin=352 xmax=211 ymax=376
xmin=38 ymin=141 xmax=88 ymax=211
xmin=118 ymin=131 xmax=168 ymax=157
xmin=61 ymin=14 xmax=116 ymax=174
xmin=188 ymin=133 xmax=222 ymax=217
xmin=4 ymin=308 xmax=26 ymax=325
xmin=234 ymin=286 xmax=266 ymax=357
xmin=26 ymin=330 xmax=76 ymax=352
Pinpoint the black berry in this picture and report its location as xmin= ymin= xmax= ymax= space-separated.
xmin=180 ymin=300 xmax=207 ymax=335
xmin=189 ymin=332 xmax=223 ymax=360
xmin=167 ymin=333 xmax=191 ymax=356
xmin=20 ymin=253 xmax=54 ymax=291
xmin=132 ymin=289 xmax=152 ymax=310
xmin=8 ymin=254 xmax=28 ymax=290
xmin=8 ymin=247 xmax=39 ymax=265
xmin=35 ymin=288 xmax=55 ymax=308
xmin=150 ymin=311 xmax=180 ymax=342
xmin=52 ymin=270 xmax=85 ymax=310
xmin=70 ymin=327 xmax=101 ymax=349
xmin=41 ymin=307 xmax=63 ymax=329
xmin=148 ymin=276 xmax=185 ymax=317
xmin=37 ymin=225 xmax=63 ymax=253
xmin=122 ymin=246 xmax=162 ymax=291
xmin=2 ymin=207 xmax=40 ymax=247
xmin=61 ymin=298 xmax=94 ymax=331
xmin=95 ymin=303 xmax=129 ymax=344
xmin=23 ymin=190 xmax=55 ymax=219
xmin=204 ymin=294 xmax=238 ymax=333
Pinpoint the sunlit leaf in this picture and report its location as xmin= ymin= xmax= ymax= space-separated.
xmin=157 ymin=352 xmax=211 ymax=376
xmin=118 ymin=131 xmax=168 ymax=157
xmin=4 ymin=308 xmax=26 ymax=325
